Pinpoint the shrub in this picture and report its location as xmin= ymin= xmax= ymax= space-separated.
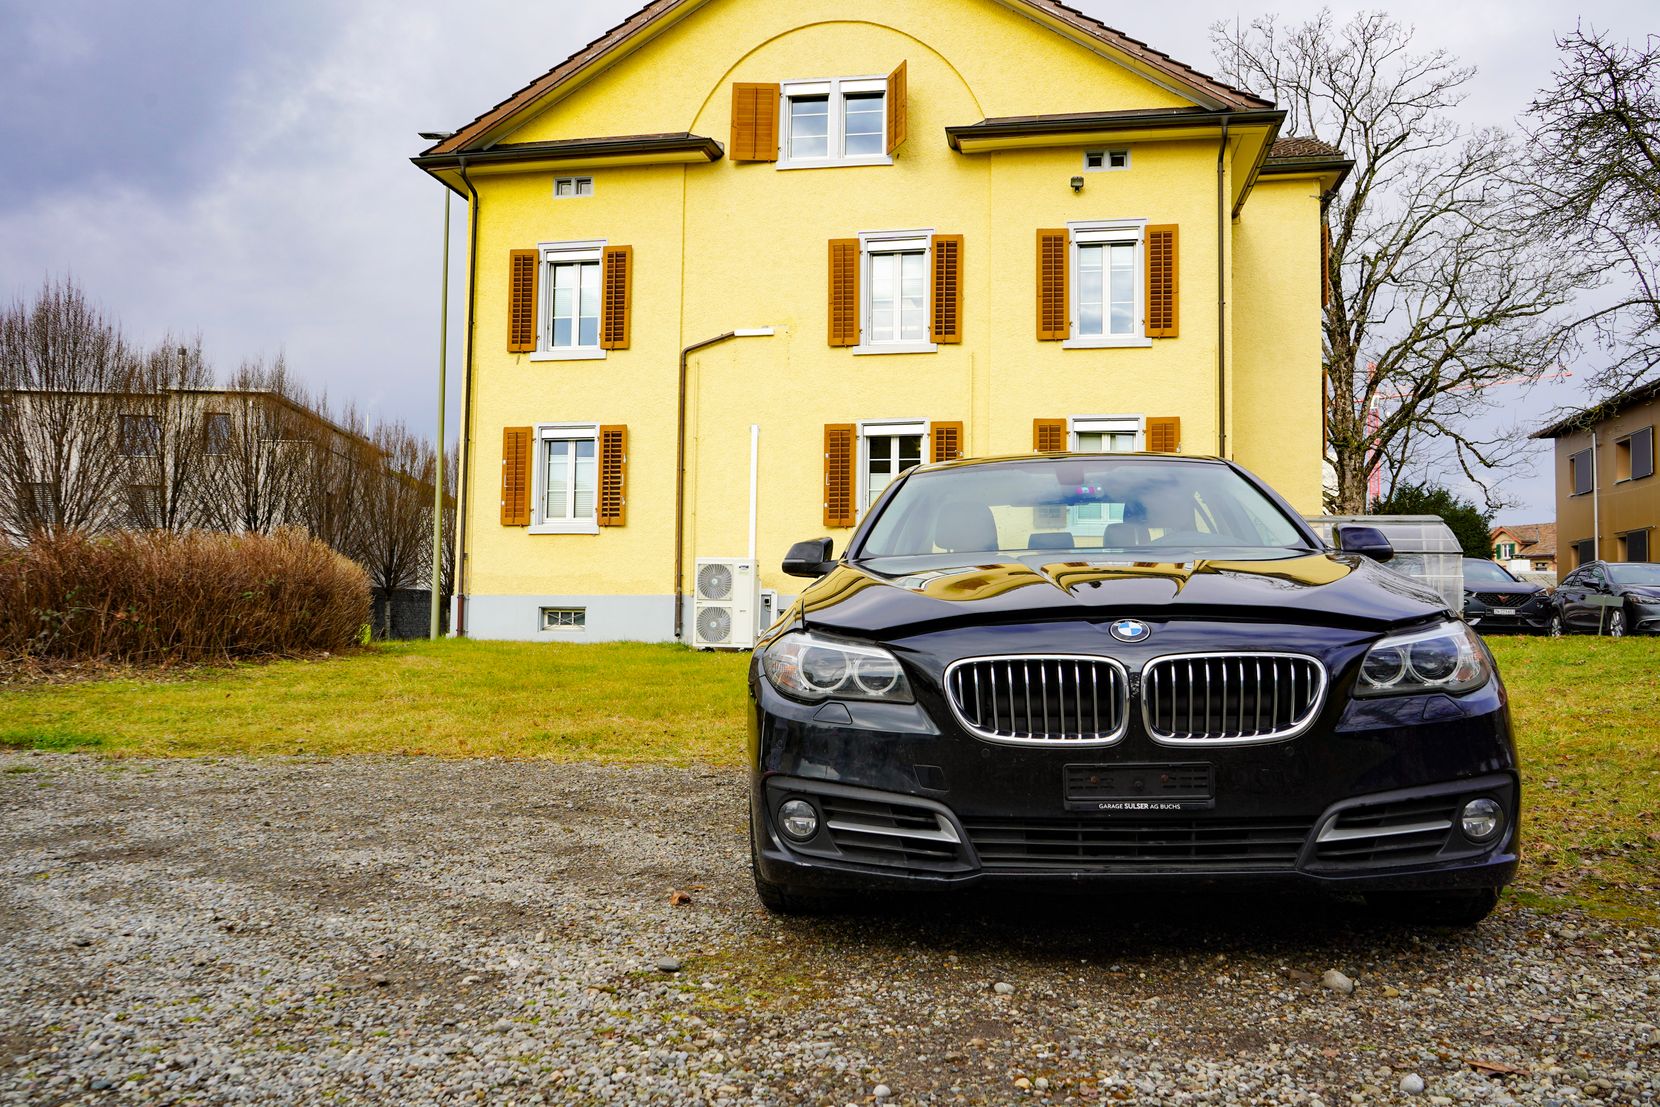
xmin=0 ymin=528 xmax=370 ymax=664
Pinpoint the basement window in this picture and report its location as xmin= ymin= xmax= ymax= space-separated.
xmin=1084 ymin=149 xmax=1130 ymax=172
xmin=540 ymin=607 xmax=587 ymax=631
xmin=554 ymin=177 xmax=594 ymax=199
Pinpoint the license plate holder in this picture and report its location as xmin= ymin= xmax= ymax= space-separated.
xmin=1064 ymin=763 xmax=1215 ymax=813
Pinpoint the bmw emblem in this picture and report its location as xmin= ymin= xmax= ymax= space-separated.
xmin=1109 ymin=619 xmax=1151 ymax=643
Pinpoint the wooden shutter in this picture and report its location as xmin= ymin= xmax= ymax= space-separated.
xmin=730 ymin=83 xmax=780 ymax=162
xmin=507 ymin=251 xmax=538 ymax=353
xmin=1036 ymin=230 xmax=1068 ymax=340
xmin=1146 ymin=417 xmax=1181 ymax=454
xmin=501 ymin=426 xmax=532 ymax=526
xmin=931 ymin=421 xmax=964 ymax=464
xmin=886 ymin=62 xmax=909 ymax=154
xmin=828 ymin=239 xmax=861 ymax=348
xmin=824 ymin=424 xmax=856 ymax=528
xmin=1033 ymin=418 xmax=1066 ymax=453
xmin=598 ymin=424 xmax=627 ymax=526
xmin=1145 ymin=225 xmax=1179 ymax=338
xmin=600 ymin=246 xmax=632 ymax=350
xmin=931 ymin=234 xmax=963 ymax=344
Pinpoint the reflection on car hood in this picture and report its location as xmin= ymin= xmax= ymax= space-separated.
xmin=798 ymin=551 xmax=1449 ymax=638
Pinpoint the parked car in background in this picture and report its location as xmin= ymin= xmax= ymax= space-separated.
xmin=1461 ymin=558 xmax=1551 ymax=634
xmin=750 ymin=454 xmax=1518 ymax=928
xmin=1550 ymin=560 xmax=1660 ymax=637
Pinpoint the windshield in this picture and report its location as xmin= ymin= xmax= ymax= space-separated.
xmin=858 ymin=458 xmax=1313 ymax=559
xmin=1607 ymin=563 xmax=1660 ymax=585
xmin=1463 ymin=559 xmax=1520 ymax=584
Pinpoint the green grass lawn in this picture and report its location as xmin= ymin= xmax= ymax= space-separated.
xmin=0 ymin=642 xmax=752 ymax=765
xmin=1 ymin=636 xmax=1656 ymax=922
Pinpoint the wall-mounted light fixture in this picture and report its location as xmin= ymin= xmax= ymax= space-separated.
xmin=1070 ymin=176 xmax=1085 ymax=193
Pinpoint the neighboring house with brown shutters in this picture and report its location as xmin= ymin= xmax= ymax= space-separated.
xmin=413 ymin=0 xmax=1351 ymax=643
xmin=1489 ymin=522 xmax=1556 ymax=575
xmin=1532 ymin=379 xmax=1660 ymax=570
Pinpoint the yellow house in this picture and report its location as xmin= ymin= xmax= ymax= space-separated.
xmin=414 ymin=0 xmax=1349 ymax=643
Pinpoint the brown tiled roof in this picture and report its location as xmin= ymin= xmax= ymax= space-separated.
xmin=1491 ymin=522 xmax=1557 ymax=558
xmin=1531 ymin=378 xmax=1660 ymax=439
xmin=1266 ymin=136 xmax=1345 ymax=160
xmin=422 ymin=0 xmax=1272 ymax=157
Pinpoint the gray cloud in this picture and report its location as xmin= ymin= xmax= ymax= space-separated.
xmin=0 ymin=0 xmax=1650 ymax=524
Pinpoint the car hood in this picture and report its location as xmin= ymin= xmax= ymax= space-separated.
xmin=1623 ymin=586 xmax=1660 ymax=601
xmin=796 ymin=551 xmax=1449 ymax=639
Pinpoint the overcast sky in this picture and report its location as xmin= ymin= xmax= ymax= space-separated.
xmin=0 ymin=0 xmax=1650 ymax=524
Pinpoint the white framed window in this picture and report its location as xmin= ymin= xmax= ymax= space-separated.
xmin=1084 ymin=149 xmax=1130 ymax=172
xmin=1066 ymin=416 xmax=1142 ymax=535
xmin=119 ymin=413 xmax=161 ymax=457
xmin=856 ymin=230 xmax=936 ymax=356
xmin=531 ymin=423 xmax=600 ymax=534
xmin=553 ymin=176 xmax=594 ymax=199
xmin=540 ymin=607 xmax=587 ymax=630
xmin=859 ymin=419 xmax=926 ymax=512
xmin=1066 ymin=220 xmax=1151 ymax=349
xmin=532 ymin=241 xmax=606 ymax=363
xmin=779 ymin=77 xmax=890 ymax=169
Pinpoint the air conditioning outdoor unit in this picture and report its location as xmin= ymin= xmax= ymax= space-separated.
xmin=692 ymin=558 xmax=760 ymax=649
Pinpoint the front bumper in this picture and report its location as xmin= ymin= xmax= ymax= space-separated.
xmin=1464 ymin=597 xmax=1551 ymax=633
xmin=750 ymin=670 xmax=1520 ymax=896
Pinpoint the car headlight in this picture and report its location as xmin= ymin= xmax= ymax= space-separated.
xmin=1355 ymin=621 xmax=1492 ymax=697
xmin=761 ymin=632 xmax=914 ymax=704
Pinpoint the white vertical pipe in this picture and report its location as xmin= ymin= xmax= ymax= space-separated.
xmin=748 ymin=423 xmax=760 ymax=562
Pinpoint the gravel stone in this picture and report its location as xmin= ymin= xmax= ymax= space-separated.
xmin=1 ymin=752 xmax=1657 ymax=1107
xmin=656 ymin=957 xmax=683 ymax=973
xmin=1321 ymin=969 xmax=1355 ymax=994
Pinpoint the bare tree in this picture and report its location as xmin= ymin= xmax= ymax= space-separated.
xmin=195 ymin=355 xmax=311 ymax=534
xmin=123 ymin=335 xmax=215 ymax=531
xmin=294 ymin=395 xmax=372 ymax=557
xmin=0 ymin=279 xmax=141 ymax=535
xmin=1527 ymin=27 xmax=1660 ymax=395
xmin=1213 ymin=11 xmax=1596 ymax=512
xmin=355 ymin=421 xmax=431 ymax=594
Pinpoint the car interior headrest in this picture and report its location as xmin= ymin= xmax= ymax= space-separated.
xmin=935 ymin=503 xmax=999 ymax=553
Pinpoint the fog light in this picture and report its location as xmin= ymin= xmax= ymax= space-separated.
xmin=779 ymin=799 xmax=819 ymax=841
xmin=1460 ymin=798 xmax=1502 ymax=843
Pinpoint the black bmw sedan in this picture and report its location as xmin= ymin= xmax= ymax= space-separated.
xmin=1550 ymin=560 xmax=1660 ymax=637
xmin=1461 ymin=558 xmax=1550 ymax=634
xmin=749 ymin=454 xmax=1518 ymax=927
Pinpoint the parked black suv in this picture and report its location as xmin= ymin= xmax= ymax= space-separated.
xmin=1461 ymin=558 xmax=1550 ymax=634
xmin=749 ymin=454 xmax=1518 ymax=927
xmin=1550 ymin=560 xmax=1660 ymax=637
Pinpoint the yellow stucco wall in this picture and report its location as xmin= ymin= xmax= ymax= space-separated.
xmin=1231 ymin=175 xmax=1326 ymax=510
xmin=449 ymin=0 xmax=1326 ymax=636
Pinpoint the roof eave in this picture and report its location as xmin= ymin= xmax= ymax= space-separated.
xmin=1256 ymin=155 xmax=1354 ymax=198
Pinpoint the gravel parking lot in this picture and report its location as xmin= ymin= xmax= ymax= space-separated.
xmin=1 ymin=753 xmax=1656 ymax=1106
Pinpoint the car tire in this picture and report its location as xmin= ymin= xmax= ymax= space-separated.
xmin=1366 ymin=886 xmax=1501 ymax=928
xmin=1608 ymin=609 xmax=1626 ymax=638
xmin=1548 ymin=613 xmax=1565 ymax=638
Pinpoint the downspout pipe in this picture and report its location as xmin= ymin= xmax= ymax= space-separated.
xmin=674 ymin=328 xmax=776 ymax=642
xmin=454 ymin=155 xmax=479 ymax=635
xmin=1216 ymin=115 xmax=1230 ymax=458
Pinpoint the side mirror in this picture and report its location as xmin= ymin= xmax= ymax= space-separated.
xmin=1335 ymin=524 xmax=1394 ymax=563
xmin=783 ymin=537 xmax=837 ymax=579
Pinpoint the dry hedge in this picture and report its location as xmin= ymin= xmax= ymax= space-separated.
xmin=0 ymin=528 xmax=371 ymax=664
